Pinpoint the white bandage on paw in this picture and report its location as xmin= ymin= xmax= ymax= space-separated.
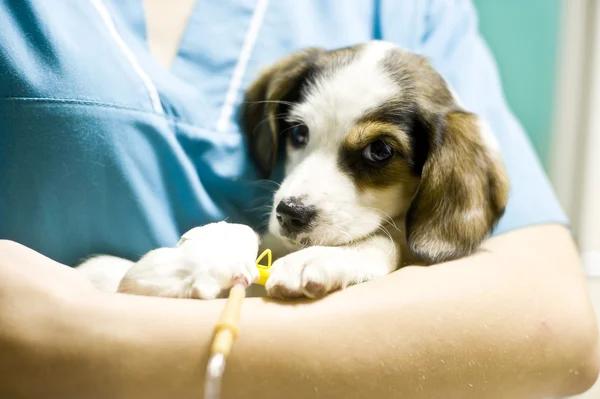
xmin=119 ymin=222 xmax=260 ymax=299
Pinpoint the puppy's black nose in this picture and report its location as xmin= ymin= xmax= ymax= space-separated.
xmin=276 ymin=197 xmax=316 ymax=234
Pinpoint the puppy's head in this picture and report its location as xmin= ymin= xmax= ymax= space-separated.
xmin=241 ymin=41 xmax=509 ymax=264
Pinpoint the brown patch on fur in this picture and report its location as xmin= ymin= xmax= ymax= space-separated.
xmin=344 ymin=121 xmax=411 ymax=150
xmin=339 ymin=121 xmax=418 ymax=192
xmin=241 ymin=48 xmax=325 ymax=177
xmin=377 ymin=49 xmax=510 ymax=264
xmin=380 ymin=49 xmax=454 ymax=112
xmin=405 ymin=111 xmax=510 ymax=264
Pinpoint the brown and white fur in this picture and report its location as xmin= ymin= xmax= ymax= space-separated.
xmin=76 ymin=41 xmax=509 ymax=300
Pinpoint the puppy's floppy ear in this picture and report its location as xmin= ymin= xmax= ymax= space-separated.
xmin=406 ymin=110 xmax=510 ymax=264
xmin=240 ymin=48 xmax=324 ymax=177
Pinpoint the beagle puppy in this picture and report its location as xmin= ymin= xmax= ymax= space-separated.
xmin=77 ymin=41 xmax=509 ymax=300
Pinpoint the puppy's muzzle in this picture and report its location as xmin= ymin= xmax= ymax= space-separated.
xmin=275 ymin=197 xmax=316 ymax=236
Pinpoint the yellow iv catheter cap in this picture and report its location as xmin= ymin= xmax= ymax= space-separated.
xmin=255 ymin=249 xmax=272 ymax=285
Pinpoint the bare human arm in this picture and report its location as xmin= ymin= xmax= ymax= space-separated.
xmin=0 ymin=224 xmax=597 ymax=399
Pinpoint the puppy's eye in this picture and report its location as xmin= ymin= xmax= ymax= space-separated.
xmin=362 ymin=139 xmax=395 ymax=166
xmin=290 ymin=124 xmax=309 ymax=148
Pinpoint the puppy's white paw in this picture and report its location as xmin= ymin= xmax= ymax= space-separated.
xmin=118 ymin=222 xmax=259 ymax=299
xmin=266 ymin=246 xmax=359 ymax=299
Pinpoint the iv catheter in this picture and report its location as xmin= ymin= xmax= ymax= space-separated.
xmin=204 ymin=249 xmax=272 ymax=399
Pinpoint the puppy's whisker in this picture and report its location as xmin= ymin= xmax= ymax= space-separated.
xmin=243 ymin=100 xmax=295 ymax=107
xmin=371 ymin=210 xmax=401 ymax=230
xmin=259 ymin=179 xmax=281 ymax=188
xmin=338 ymin=229 xmax=354 ymax=244
xmin=376 ymin=225 xmax=398 ymax=258
xmin=377 ymin=225 xmax=393 ymax=244
xmin=248 ymin=179 xmax=282 ymax=189
xmin=252 ymin=113 xmax=291 ymax=135
xmin=316 ymin=220 xmax=355 ymax=246
xmin=279 ymin=123 xmax=303 ymax=136
xmin=246 ymin=204 xmax=273 ymax=213
xmin=333 ymin=201 xmax=402 ymax=232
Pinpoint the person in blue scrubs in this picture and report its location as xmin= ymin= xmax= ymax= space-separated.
xmin=0 ymin=1 xmax=597 ymax=398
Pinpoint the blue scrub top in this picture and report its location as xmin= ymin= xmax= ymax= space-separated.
xmin=0 ymin=0 xmax=568 ymax=266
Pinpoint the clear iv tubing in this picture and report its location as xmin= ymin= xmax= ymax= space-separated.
xmin=203 ymin=249 xmax=271 ymax=399
xmin=204 ymin=283 xmax=246 ymax=399
xmin=204 ymin=352 xmax=226 ymax=399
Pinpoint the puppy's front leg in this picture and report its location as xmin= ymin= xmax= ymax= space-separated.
xmin=266 ymin=235 xmax=400 ymax=299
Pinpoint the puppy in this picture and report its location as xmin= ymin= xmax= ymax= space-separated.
xmin=77 ymin=41 xmax=509 ymax=300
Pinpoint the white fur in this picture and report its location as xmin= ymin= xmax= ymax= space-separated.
xmin=477 ymin=118 xmax=501 ymax=152
xmin=447 ymin=83 xmax=500 ymax=151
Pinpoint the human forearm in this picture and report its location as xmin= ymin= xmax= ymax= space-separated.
xmin=69 ymin=225 xmax=600 ymax=398
xmin=2 ymin=225 xmax=598 ymax=399
xmin=224 ymin=225 xmax=598 ymax=399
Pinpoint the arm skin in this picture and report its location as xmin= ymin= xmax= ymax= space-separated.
xmin=0 ymin=224 xmax=598 ymax=399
